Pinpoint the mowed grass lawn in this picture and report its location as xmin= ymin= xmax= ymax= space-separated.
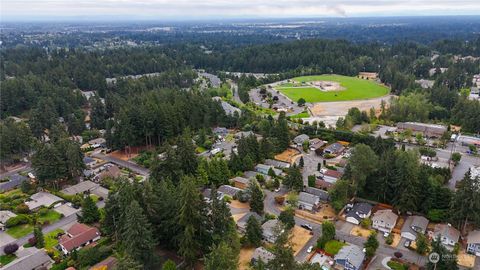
xmin=276 ymin=75 xmax=389 ymax=102
xmin=323 ymin=240 xmax=346 ymax=255
xmin=6 ymin=224 xmax=33 ymax=238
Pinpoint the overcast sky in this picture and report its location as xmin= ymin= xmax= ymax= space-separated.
xmin=2 ymin=0 xmax=480 ymax=21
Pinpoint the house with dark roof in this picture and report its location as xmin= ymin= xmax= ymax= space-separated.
xmin=401 ymin=215 xmax=429 ymax=241
xmin=345 ymin=203 xmax=373 ymax=225
xmin=334 ymin=244 xmax=365 ymax=270
xmin=264 ymin=159 xmax=290 ymax=169
xmin=83 ymin=156 xmax=96 ymax=168
xmin=255 ymin=164 xmax=281 ymax=176
xmin=467 ymin=230 xmax=480 ymax=256
xmin=3 ymin=248 xmax=53 ymax=270
xmin=298 ymin=192 xmax=320 ymax=211
xmin=305 ymin=187 xmax=330 ymax=201
xmin=323 ymin=142 xmax=345 ymax=156
xmin=433 ymin=223 xmax=460 ymax=251
xmin=59 ymin=223 xmax=101 ymax=255
xmin=309 ymin=138 xmax=325 ymax=152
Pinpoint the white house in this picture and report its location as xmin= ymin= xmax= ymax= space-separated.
xmin=345 ymin=203 xmax=373 ymax=225
xmin=467 ymin=230 xmax=480 ymax=256
xmin=433 ymin=224 xmax=460 ymax=251
xmin=372 ymin=209 xmax=398 ymax=234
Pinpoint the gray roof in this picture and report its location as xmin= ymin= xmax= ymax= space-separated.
xmin=251 ymin=247 xmax=274 ymax=264
xmin=213 ymin=127 xmax=228 ymax=135
xmin=434 ymin=224 xmax=460 ymax=243
xmin=293 ymin=134 xmax=310 ymax=144
xmin=25 ymin=192 xmax=63 ymax=210
xmin=231 ymin=176 xmax=250 ymax=185
xmin=401 ymin=215 xmax=429 ymax=234
xmin=467 ymin=230 xmax=480 ymax=244
xmin=334 ymin=244 xmax=365 ymax=270
xmin=237 ymin=212 xmax=263 ymax=229
xmin=235 ymin=131 xmax=254 ymax=138
xmin=264 ymin=159 xmax=290 ymax=169
xmin=213 ymin=97 xmax=241 ymax=116
xmin=305 ymin=187 xmax=330 ymax=201
xmin=0 ymin=210 xmax=17 ymax=224
xmin=218 ymin=185 xmax=242 ymax=197
xmin=61 ymin=180 xmax=99 ymax=195
xmin=262 ymin=219 xmax=281 ymax=237
xmin=298 ymin=192 xmax=320 ymax=205
xmin=0 ymin=174 xmax=28 ymax=192
xmin=324 ymin=143 xmax=345 ymax=154
xmin=244 ymin=171 xmax=272 ymax=181
xmin=83 ymin=156 xmax=96 ymax=164
xmin=372 ymin=210 xmax=398 ymax=225
xmin=4 ymin=248 xmax=52 ymax=270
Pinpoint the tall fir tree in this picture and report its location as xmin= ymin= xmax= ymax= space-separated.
xmin=80 ymin=195 xmax=100 ymax=224
xmin=249 ymin=180 xmax=264 ymax=214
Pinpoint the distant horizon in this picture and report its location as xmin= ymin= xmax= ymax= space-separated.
xmin=2 ymin=14 xmax=480 ymax=24
xmin=2 ymin=0 xmax=480 ymax=22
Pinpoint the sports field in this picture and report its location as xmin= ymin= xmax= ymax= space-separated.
xmin=276 ymin=75 xmax=389 ymax=102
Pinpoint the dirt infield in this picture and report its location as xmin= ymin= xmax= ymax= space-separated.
xmin=309 ymin=95 xmax=394 ymax=117
xmin=274 ymin=148 xmax=302 ymax=163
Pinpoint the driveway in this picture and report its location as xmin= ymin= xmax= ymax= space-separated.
xmin=0 ymin=231 xmax=15 ymax=246
xmin=297 ymin=150 xmax=324 ymax=184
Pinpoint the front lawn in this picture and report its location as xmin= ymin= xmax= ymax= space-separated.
xmin=0 ymin=254 xmax=17 ymax=266
xmin=37 ymin=210 xmax=62 ymax=225
xmin=6 ymin=223 xmax=33 ymax=238
xmin=45 ymin=229 xmax=64 ymax=258
xmin=387 ymin=260 xmax=408 ymax=270
xmin=289 ymin=111 xmax=310 ymax=119
xmin=324 ymin=240 xmax=345 ymax=255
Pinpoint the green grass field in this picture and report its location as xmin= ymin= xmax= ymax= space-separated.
xmin=6 ymin=224 xmax=33 ymax=238
xmin=323 ymin=240 xmax=346 ymax=255
xmin=276 ymin=75 xmax=389 ymax=102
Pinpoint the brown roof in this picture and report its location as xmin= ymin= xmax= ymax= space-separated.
xmin=60 ymin=223 xmax=100 ymax=252
xmin=99 ymin=165 xmax=121 ymax=180
xmin=323 ymin=169 xmax=343 ymax=179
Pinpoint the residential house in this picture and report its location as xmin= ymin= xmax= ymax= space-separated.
xmin=372 ymin=210 xmax=398 ymax=234
xmin=218 ymin=185 xmax=242 ymax=198
xmin=310 ymin=252 xmax=334 ymax=269
xmin=415 ymin=79 xmax=435 ymax=89
xmin=315 ymin=179 xmax=335 ymax=191
xmin=433 ymin=224 xmax=460 ymax=251
xmin=264 ymin=159 xmax=290 ymax=169
xmin=213 ymin=97 xmax=241 ymax=116
xmin=59 ymin=223 xmax=101 ymax=255
xmin=83 ymin=156 xmax=97 ymax=168
xmin=61 ymin=180 xmax=109 ymax=199
xmin=255 ymin=164 xmax=281 ymax=176
xmin=345 ymin=203 xmax=373 ymax=225
xmin=401 ymin=215 xmax=429 ymax=241
xmin=90 ymin=256 xmax=117 ymax=270
xmin=305 ymin=187 xmax=330 ymax=201
xmin=232 ymin=176 xmax=251 ymax=189
xmin=262 ymin=219 xmax=283 ymax=243
xmin=202 ymin=188 xmax=225 ymax=203
xmin=4 ymin=248 xmax=53 ymax=270
xmin=309 ymin=138 xmax=325 ymax=152
xmin=323 ymin=143 xmax=345 ymax=156
xmin=298 ymin=192 xmax=320 ymax=211
xmin=235 ymin=131 xmax=254 ymax=140
xmin=396 ymin=122 xmax=447 ymax=138
xmin=244 ymin=171 xmax=272 ymax=181
xmin=98 ymin=165 xmax=121 ymax=181
xmin=213 ymin=127 xmax=228 ymax=138
xmin=467 ymin=230 xmax=480 ymax=256
xmin=88 ymin=138 xmax=106 ymax=148
xmin=0 ymin=210 xmax=16 ymax=231
xmin=319 ymin=169 xmax=343 ymax=184
xmin=25 ymin=192 xmax=63 ymax=211
xmin=0 ymin=174 xmax=28 ymax=192
xmin=334 ymin=244 xmax=365 ymax=270
xmin=237 ymin=212 xmax=263 ymax=233
xmin=251 ymin=247 xmax=274 ymax=265
xmin=293 ymin=134 xmax=310 ymax=146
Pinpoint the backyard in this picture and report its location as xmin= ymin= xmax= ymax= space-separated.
xmin=323 ymin=240 xmax=345 ymax=255
xmin=276 ymin=75 xmax=389 ymax=102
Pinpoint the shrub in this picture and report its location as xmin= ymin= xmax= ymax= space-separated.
xmin=5 ymin=214 xmax=31 ymax=228
xmin=4 ymin=243 xmax=19 ymax=255
xmin=360 ymin=218 xmax=372 ymax=229
xmin=15 ymin=203 xmax=30 ymax=214
xmin=385 ymin=234 xmax=393 ymax=245
xmin=77 ymin=245 xmax=112 ymax=267
xmin=38 ymin=208 xmax=49 ymax=216
xmin=28 ymin=237 xmax=37 ymax=246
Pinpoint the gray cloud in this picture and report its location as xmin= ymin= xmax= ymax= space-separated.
xmin=2 ymin=0 xmax=480 ymax=20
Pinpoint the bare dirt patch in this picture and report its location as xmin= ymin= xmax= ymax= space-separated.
xmin=239 ymin=247 xmax=255 ymax=270
xmin=350 ymin=226 xmax=374 ymax=238
xmin=309 ymin=81 xmax=345 ymax=91
xmin=295 ymin=203 xmax=336 ymax=224
xmin=109 ymin=145 xmax=152 ymax=161
xmin=230 ymin=200 xmax=250 ymax=209
xmin=290 ymin=226 xmax=313 ymax=256
xmin=309 ymin=95 xmax=393 ymax=117
xmin=390 ymin=233 xmax=402 ymax=248
xmin=232 ymin=213 xmax=247 ymax=223
xmin=274 ymin=148 xmax=301 ymax=163
xmin=457 ymin=252 xmax=476 ymax=268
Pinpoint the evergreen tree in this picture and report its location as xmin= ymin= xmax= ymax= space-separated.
xmin=299 ymin=156 xmax=304 ymax=168
xmin=249 ymin=180 xmax=264 ymax=214
xmin=80 ymin=195 xmax=100 ymax=224
xmin=115 ymin=254 xmax=143 ymax=270
xmin=426 ymin=237 xmax=458 ymax=270
xmin=416 ymin=234 xmax=429 ymax=255
xmin=268 ymin=231 xmax=296 ymax=270
xmin=121 ymin=200 xmax=156 ymax=267
xmin=161 ymin=260 xmax=177 ymax=270
xmin=284 ymin=165 xmax=303 ymax=191
xmin=450 ymin=173 xmax=480 ymax=231
xmin=347 ymin=144 xmax=378 ymax=194
xmin=204 ymin=242 xmax=239 ymax=270
xmin=178 ymin=131 xmax=199 ymax=175
xmin=33 ymin=226 xmax=44 ymax=248
xmin=364 ymin=232 xmax=379 ymax=258
xmin=245 ymin=215 xmax=263 ymax=247
xmin=179 ymin=176 xmax=210 ymax=267
xmin=210 ymin=188 xmax=239 ymax=249
xmin=317 ymin=221 xmax=335 ymax=249
xmin=279 ymin=207 xmax=295 ymax=230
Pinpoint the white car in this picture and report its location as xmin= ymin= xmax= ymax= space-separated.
xmin=28 ymin=172 xmax=35 ymax=179
xmin=307 ymin=246 xmax=313 ymax=253
xmin=383 ymin=232 xmax=390 ymax=238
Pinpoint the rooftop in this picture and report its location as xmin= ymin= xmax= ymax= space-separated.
xmin=60 ymin=223 xmax=100 ymax=252
xmin=334 ymin=244 xmax=364 ymax=270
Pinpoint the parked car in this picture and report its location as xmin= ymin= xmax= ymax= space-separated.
xmin=404 ymin=240 xmax=411 ymax=248
xmin=301 ymin=224 xmax=313 ymax=231
xmin=383 ymin=232 xmax=390 ymax=238
xmin=307 ymin=246 xmax=313 ymax=253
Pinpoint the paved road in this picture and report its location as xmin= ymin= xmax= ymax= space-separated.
xmin=248 ymin=81 xmax=306 ymax=117
xmin=0 ymin=164 xmax=31 ymax=179
xmin=91 ymin=153 xmax=150 ymax=176
xmin=0 ymin=201 xmax=105 ymax=255
xmin=228 ymin=80 xmax=244 ymax=105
